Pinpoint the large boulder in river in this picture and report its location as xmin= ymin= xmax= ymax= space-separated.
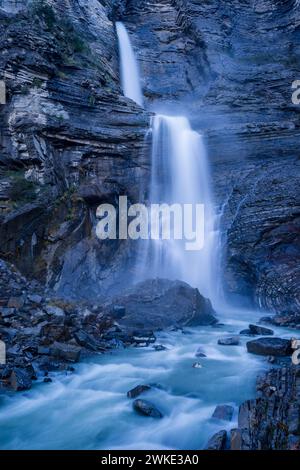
xmin=108 ymin=279 xmax=217 ymax=331
xmin=246 ymin=337 xmax=293 ymax=356
xmin=133 ymin=399 xmax=163 ymax=418
xmin=248 ymin=324 xmax=274 ymax=336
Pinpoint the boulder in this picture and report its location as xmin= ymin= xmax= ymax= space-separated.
xmin=230 ymin=428 xmax=242 ymax=450
xmin=8 ymin=296 xmax=24 ymax=309
xmin=37 ymin=346 xmax=50 ymax=355
xmin=195 ymin=347 xmax=207 ymax=357
xmin=153 ymin=344 xmax=167 ymax=351
xmin=261 ymin=314 xmax=300 ymax=328
xmin=45 ymin=305 xmax=65 ymax=317
xmin=218 ymin=336 xmax=240 ymax=346
xmin=111 ymin=305 xmax=126 ymax=320
xmin=212 ymin=404 xmax=234 ymax=421
xmin=205 ymin=430 xmax=227 ymax=450
xmin=50 ymin=342 xmax=81 ymax=362
xmin=239 ymin=329 xmax=255 ymax=336
xmin=28 ymin=294 xmax=43 ymax=305
xmin=108 ymin=279 xmax=217 ymax=331
xmin=73 ymin=330 xmax=99 ymax=351
xmin=133 ymin=399 xmax=163 ymax=418
xmin=248 ymin=324 xmax=274 ymax=336
xmin=9 ymin=368 xmax=32 ymax=391
xmin=127 ymin=384 xmax=151 ymax=399
xmin=246 ymin=337 xmax=293 ymax=356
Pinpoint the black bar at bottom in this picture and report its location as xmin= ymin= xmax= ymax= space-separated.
xmin=0 ymin=450 xmax=298 ymax=465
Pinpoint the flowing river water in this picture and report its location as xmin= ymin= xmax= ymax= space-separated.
xmin=0 ymin=308 xmax=294 ymax=450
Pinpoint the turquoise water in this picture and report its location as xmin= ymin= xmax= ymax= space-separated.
xmin=0 ymin=309 xmax=293 ymax=450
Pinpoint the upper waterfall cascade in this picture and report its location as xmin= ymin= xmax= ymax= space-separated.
xmin=115 ymin=22 xmax=144 ymax=107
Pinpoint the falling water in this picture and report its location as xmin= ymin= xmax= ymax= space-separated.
xmin=115 ymin=22 xmax=144 ymax=107
xmin=140 ymin=115 xmax=219 ymax=302
xmin=115 ymin=21 xmax=221 ymax=304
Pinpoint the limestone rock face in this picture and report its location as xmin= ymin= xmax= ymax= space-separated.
xmin=0 ymin=1 xmax=151 ymax=299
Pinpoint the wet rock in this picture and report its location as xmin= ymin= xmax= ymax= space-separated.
xmin=230 ymin=428 xmax=242 ymax=450
xmin=260 ymin=314 xmax=300 ymax=329
xmin=192 ymin=362 xmax=202 ymax=369
xmin=133 ymin=399 xmax=163 ymax=418
xmin=239 ymin=329 xmax=255 ymax=336
xmin=288 ymin=435 xmax=300 ymax=450
xmin=0 ymin=366 xmax=11 ymax=380
xmin=45 ymin=305 xmax=65 ymax=318
xmin=7 ymin=297 xmax=25 ymax=309
xmin=153 ymin=344 xmax=167 ymax=351
xmin=212 ymin=405 xmax=234 ymax=421
xmin=50 ymin=342 xmax=81 ymax=362
xmin=73 ymin=330 xmax=99 ymax=351
xmin=37 ymin=346 xmax=50 ymax=356
xmin=248 ymin=324 xmax=274 ymax=336
xmin=106 ymin=338 xmax=124 ymax=349
xmin=195 ymin=347 xmax=207 ymax=357
xmin=132 ymin=333 xmax=156 ymax=345
xmin=43 ymin=377 xmax=52 ymax=383
xmin=234 ymin=366 xmax=300 ymax=449
xmin=28 ymin=294 xmax=43 ymax=305
xmin=240 ymin=324 xmax=274 ymax=336
xmin=127 ymin=384 xmax=151 ymax=399
xmin=205 ymin=430 xmax=227 ymax=450
xmin=246 ymin=338 xmax=293 ymax=356
xmin=218 ymin=336 xmax=240 ymax=346
xmin=9 ymin=368 xmax=32 ymax=391
xmin=111 ymin=305 xmax=126 ymax=320
xmin=108 ymin=279 xmax=217 ymax=332
xmin=0 ymin=307 xmax=15 ymax=318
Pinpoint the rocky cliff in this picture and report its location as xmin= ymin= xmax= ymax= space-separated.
xmin=0 ymin=0 xmax=150 ymax=299
xmin=0 ymin=0 xmax=299 ymax=315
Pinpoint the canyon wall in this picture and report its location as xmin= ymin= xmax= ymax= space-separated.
xmin=0 ymin=0 xmax=150 ymax=299
xmin=0 ymin=0 xmax=299 ymax=314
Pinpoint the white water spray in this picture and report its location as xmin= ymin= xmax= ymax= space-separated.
xmin=143 ymin=115 xmax=219 ymax=302
xmin=115 ymin=22 xmax=144 ymax=107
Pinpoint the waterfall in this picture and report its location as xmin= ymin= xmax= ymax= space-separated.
xmin=115 ymin=22 xmax=144 ymax=107
xmin=116 ymin=22 xmax=221 ymax=303
xmin=142 ymin=115 xmax=219 ymax=302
